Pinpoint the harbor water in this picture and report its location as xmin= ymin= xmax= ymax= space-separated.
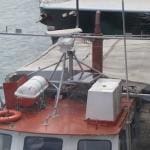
xmin=0 ymin=0 xmax=50 ymax=84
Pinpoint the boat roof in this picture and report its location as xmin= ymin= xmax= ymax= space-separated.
xmin=0 ymin=98 xmax=133 ymax=135
xmin=18 ymin=39 xmax=150 ymax=85
xmin=40 ymin=0 xmax=150 ymax=12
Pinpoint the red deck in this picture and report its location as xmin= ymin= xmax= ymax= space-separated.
xmin=0 ymin=98 xmax=134 ymax=136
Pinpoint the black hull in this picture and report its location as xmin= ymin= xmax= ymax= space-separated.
xmin=40 ymin=9 xmax=150 ymax=34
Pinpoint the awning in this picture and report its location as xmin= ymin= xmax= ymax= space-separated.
xmin=18 ymin=38 xmax=150 ymax=85
xmin=40 ymin=0 xmax=150 ymax=12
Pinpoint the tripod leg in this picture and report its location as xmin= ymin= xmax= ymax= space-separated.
xmin=53 ymin=53 xmax=66 ymax=115
xmin=49 ymin=53 xmax=65 ymax=80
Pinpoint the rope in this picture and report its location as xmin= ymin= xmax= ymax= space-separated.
xmin=24 ymin=43 xmax=58 ymax=67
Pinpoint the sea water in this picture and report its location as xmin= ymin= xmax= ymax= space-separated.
xmin=0 ymin=0 xmax=50 ymax=85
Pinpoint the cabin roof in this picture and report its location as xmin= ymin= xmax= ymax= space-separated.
xmin=0 ymin=98 xmax=133 ymax=135
xmin=40 ymin=0 xmax=150 ymax=12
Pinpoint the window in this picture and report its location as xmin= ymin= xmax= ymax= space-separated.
xmin=78 ymin=139 xmax=111 ymax=150
xmin=23 ymin=136 xmax=63 ymax=150
xmin=0 ymin=133 xmax=12 ymax=150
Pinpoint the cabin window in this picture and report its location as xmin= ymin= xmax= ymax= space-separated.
xmin=0 ymin=133 xmax=12 ymax=150
xmin=78 ymin=139 xmax=111 ymax=150
xmin=23 ymin=136 xmax=63 ymax=150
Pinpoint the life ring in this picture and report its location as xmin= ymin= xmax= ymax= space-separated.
xmin=0 ymin=109 xmax=22 ymax=123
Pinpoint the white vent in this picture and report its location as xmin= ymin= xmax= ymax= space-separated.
xmin=86 ymin=78 xmax=121 ymax=121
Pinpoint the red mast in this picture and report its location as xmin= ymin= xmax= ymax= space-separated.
xmin=92 ymin=10 xmax=103 ymax=72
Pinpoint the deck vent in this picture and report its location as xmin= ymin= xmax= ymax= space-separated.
xmin=86 ymin=78 xmax=121 ymax=121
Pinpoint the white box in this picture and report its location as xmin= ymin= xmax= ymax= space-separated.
xmin=86 ymin=78 xmax=121 ymax=121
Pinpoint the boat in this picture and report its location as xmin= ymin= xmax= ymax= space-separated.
xmin=0 ymin=9 xmax=142 ymax=150
xmin=2 ymin=0 xmax=150 ymax=147
xmin=3 ymin=5 xmax=150 ymax=150
xmin=39 ymin=0 xmax=150 ymax=34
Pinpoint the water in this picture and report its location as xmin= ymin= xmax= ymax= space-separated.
xmin=0 ymin=0 xmax=50 ymax=84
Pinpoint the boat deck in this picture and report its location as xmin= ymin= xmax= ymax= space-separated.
xmin=0 ymin=98 xmax=133 ymax=135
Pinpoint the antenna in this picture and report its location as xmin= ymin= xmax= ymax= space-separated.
xmin=122 ymin=2 xmax=131 ymax=150
xmin=122 ymin=0 xmax=129 ymax=101
xmin=76 ymin=0 xmax=79 ymax=28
